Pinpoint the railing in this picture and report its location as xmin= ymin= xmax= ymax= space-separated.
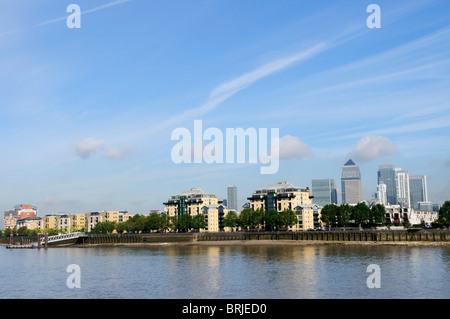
xmin=40 ymin=232 xmax=85 ymax=244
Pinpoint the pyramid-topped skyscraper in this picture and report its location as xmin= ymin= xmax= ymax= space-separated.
xmin=341 ymin=159 xmax=362 ymax=204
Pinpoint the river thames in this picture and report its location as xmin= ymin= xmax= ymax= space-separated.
xmin=1 ymin=243 xmax=449 ymax=299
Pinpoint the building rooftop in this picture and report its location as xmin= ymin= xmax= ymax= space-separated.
xmin=344 ymin=159 xmax=356 ymax=166
xmin=255 ymin=181 xmax=309 ymax=193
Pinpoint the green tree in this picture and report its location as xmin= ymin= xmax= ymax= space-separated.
xmin=224 ymin=211 xmax=239 ymax=231
xmin=438 ymin=200 xmax=450 ymax=227
xmin=146 ymin=212 xmax=162 ymax=232
xmin=320 ymin=204 xmax=339 ymax=230
xmin=337 ymin=204 xmax=352 ymax=229
xmin=178 ymin=214 xmax=192 ymax=232
xmin=131 ymin=214 xmax=147 ymax=233
xmin=249 ymin=208 xmax=263 ymax=230
xmin=91 ymin=221 xmax=117 ymax=234
xmin=159 ymin=213 xmax=170 ymax=232
xmin=370 ymin=204 xmax=386 ymax=226
xmin=263 ymin=209 xmax=279 ymax=231
xmin=170 ymin=216 xmax=179 ymax=232
xmin=117 ymin=221 xmax=128 ymax=234
xmin=278 ymin=209 xmax=297 ymax=230
xmin=17 ymin=226 xmax=28 ymax=236
xmin=238 ymin=208 xmax=253 ymax=231
xmin=352 ymin=202 xmax=370 ymax=230
xmin=192 ymin=214 xmax=206 ymax=231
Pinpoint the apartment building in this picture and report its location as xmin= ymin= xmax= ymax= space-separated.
xmin=247 ymin=181 xmax=322 ymax=231
xmin=164 ymin=188 xmax=221 ymax=217
xmin=16 ymin=217 xmax=41 ymax=231
xmin=247 ymin=181 xmax=312 ymax=212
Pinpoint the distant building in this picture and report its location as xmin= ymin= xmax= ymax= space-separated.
xmin=409 ymin=175 xmax=428 ymax=210
xmin=227 ymin=185 xmax=238 ymax=211
xmin=164 ymin=188 xmax=220 ymax=217
xmin=376 ymin=183 xmax=387 ymax=205
xmin=341 ymin=159 xmax=362 ymax=204
xmin=16 ymin=217 xmax=41 ymax=231
xmin=247 ymin=181 xmax=312 ymax=212
xmin=3 ymin=210 xmax=18 ymax=230
xmin=311 ymin=179 xmax=337 ymax=206
xmin=3 ymin=205 xmax=37 ymax=230
xmin=378 ymin=164 xmax=411 ymax=207
xmin=395 ymin=168 xmax=410 ymax=208
xmin=378 ymin=164 xmax=397 ymax=205
xmin=384 ymin=205 xmax=438 ymax=226
xmin=418 ymin=201 xmax=433 ymax=211
xmin=163 ymin=187 xmax=228 ymax=232
xmin=247 ymin=181 xmax=321 ymax=231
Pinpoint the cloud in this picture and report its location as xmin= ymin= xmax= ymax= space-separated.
xmin=73 ymin=137 xmax=105 ymax=159
xmin=348 ymin=136 xmax=396 ymax=163
xmin=446 ymin=155 xmax=450 ymax=167
xmin=103 ymin=146 xmax=134 ymax=159
xmin=210 ymin=43 xmax=330 ymax=100
xmin=160 ymin=42 xmax=331 ymax=128
xmin=278 ymin=135 xmax=312 ymax=160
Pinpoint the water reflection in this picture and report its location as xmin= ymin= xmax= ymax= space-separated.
xmin=0 ymin=245 xmax=448 ymax=299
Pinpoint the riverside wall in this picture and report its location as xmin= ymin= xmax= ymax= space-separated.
xmin=1 ymin=229 xmax=449 ymax=246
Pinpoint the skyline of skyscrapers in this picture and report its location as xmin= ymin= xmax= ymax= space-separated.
xmin=377 ymin=164 xmax=412 ymax=207
xmin=341 ymin=159 xmax=362 ymax=205
xmin=311 ymin=179 xmax=337 ymax=207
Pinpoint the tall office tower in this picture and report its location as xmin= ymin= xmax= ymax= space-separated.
xmin=377 ymin=183 xmax=387 ymax=205
xmin=311 ymin=179 xmax=337 ymax=206
xmin=377 ymin=164 xmax=397 ymax=205
xmin=227 ymin=185 xmax=238 ymax=211
xmin=409 ymin=175 xmax=428 ymax=210
xmin=341 ymin=159 xmax=362 ymax=204
xmin=395 ymin=168 xmax=410 ymax=208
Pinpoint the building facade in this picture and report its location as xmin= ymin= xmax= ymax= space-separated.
xmin=227 ymin=185 xmax=238 ymax=212
xmin=395 ymin=168 xmax=411 ymax=208
xmin=247 ymin=181 xmax=321 ymax=231
xmin=376 ymin=183 xmax=387 ymax=205
xmin=164 ymin=188 xmax=221 ymax=217
xmin=409 ymin=175 xmax=428 ymax=210
xmin=341 ymin=159 xmax=362 ymax=204
xmin=163 ymin=188 xmax=226 ymax=232
xmin=311 ymin=179 xmax=337 ymax=206
xmin=3 ymin=205 xmax=37 ymax=230
xmin=384 ymin=205 xmax=438 ymax=226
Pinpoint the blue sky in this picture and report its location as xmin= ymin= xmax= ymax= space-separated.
xmin=1 ymin=0 xmax=450 ymax=218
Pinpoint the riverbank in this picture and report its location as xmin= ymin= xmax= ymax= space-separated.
xmin=71 ymin=239 xmax=450 ymax=248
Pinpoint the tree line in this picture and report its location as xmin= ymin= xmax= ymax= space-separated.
xmin=223 ymin=208 xmax=298 ymax=231
xmin=91 ymin=212 xmax=207 ymax=234
xmin=320 ymin=203 xmax=386 ymax=230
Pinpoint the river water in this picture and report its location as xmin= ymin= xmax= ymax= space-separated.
xmin=1 ymin=244 xmax=448 ymax=299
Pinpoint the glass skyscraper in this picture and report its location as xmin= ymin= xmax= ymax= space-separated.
xmin=311 ymin=179 xmax=337 ymax=206
xmin=227 ymin=185 xmax=238 ymax=211
xmin=341 ymin=159 xmax=362 ymax=204
xmin=377 ymin=164 xmax=397 ymax=205
xmin=377 ymin=164 xmax=411 ymax=207
xmin=409 ymin=175 xmax=428 ymax=210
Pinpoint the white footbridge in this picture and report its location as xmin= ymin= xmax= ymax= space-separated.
xmin=39 ymin=232 xmax=86 ymax=246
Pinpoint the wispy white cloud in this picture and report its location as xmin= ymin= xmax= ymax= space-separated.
xmin=278 ymin=135 xmax=312 ymax=160
xmin=73 ymin=137 xmax=105 ymax=159
xmin=348 ymin=136 xmax=396 ymax=163
xmin=103 ymin=145 xmax=134 ymax=159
